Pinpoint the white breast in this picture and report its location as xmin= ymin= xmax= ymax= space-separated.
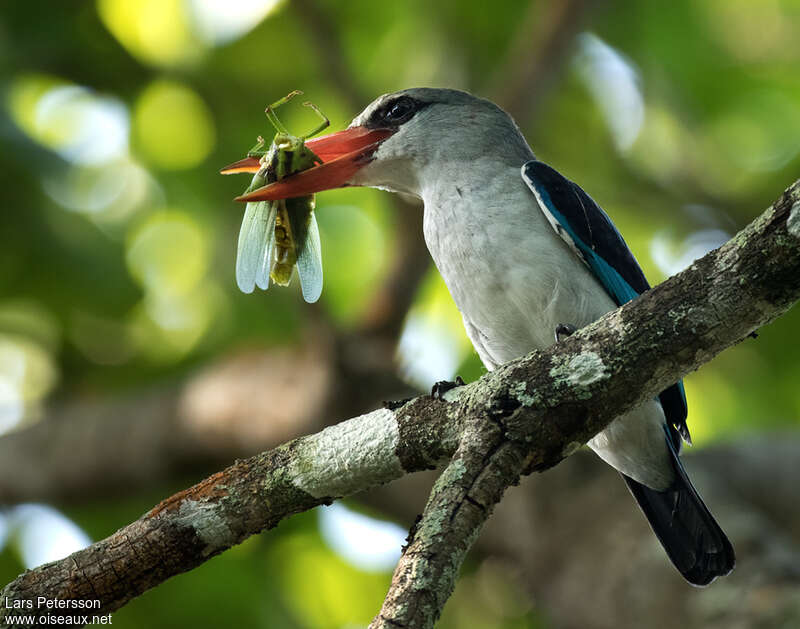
xmin=420 ymin=164 xmax=674 ymax=490
xmin=422 ymin=165 xmax=614 ymax=367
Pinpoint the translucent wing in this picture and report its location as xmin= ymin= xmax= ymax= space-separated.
xmin=255 ymin=201 xmax=278 ymax=290
xmin=295 ymin=210 xmax=323 ymax=303
xmin=236 ymin=200 xmax=276 ymax=294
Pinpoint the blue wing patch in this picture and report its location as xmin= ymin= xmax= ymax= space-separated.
xmin=521 ymin=160 xmax=689 ymax=444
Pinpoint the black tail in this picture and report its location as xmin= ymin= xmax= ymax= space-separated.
xmin=622 ymin=454 xmax=735 ymax=586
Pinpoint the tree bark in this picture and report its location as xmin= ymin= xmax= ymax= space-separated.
xmin=1 ymin=180 xmax=799 ymax=628
xmin=365 ymin=438 xmax=800 ymax=629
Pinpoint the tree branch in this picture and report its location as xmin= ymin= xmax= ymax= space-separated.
xmin=2 ymin=180 xmax=799 ymax=628
xmin=371 ymin=415 xmax=528 ymax=628
xmin=0 ymin=405 xmax=460 ymax=627
xmin=366 ymin=438 xmax=800 ymax=629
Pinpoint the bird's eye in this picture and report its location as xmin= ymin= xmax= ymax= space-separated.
xmin=384 ymin=98 xmax=415 ymax=123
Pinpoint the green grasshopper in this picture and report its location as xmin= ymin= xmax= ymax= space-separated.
xmin=231 ymin=91 xmax=329 ymax=302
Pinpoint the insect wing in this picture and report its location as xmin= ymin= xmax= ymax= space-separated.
xmin=255 ymin=201 xmax=278 ymax=290
xmin=295 ymin=210 xmax=323 ymax=303
xmin=236 ymin=200 xmax=276 ymax=294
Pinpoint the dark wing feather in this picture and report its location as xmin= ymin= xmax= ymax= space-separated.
xmin=621 ymin=426 xmax=734 ymax=586
xmin=522 ymin=160 xmax=688 ymax=442
xmin=523 ymin=161 xmax=733 ymax=584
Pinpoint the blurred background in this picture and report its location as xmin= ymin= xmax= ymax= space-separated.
xmin=1 ymin=1 xmax=800 ymax=627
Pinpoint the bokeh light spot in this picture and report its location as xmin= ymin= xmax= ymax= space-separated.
xmin=316 ymin=201 xmax=387 ymax=321
xmin=188 ymin=0 xmax=282 ymax=45
xmin=575 ymin=33 xmax=644 ymax=152
xmin=650 ymin=228 xmax=731 ymax=277
xmin=0 ymin=377 xmax=23 ymax=435
xmin=7 ymin=75 xmax=129 ymax=166
xmin=271 ymin=529 xmax=390 ymax=628
xmin=125 ymin=211 xmax=219 ymax=361
xmin=629 ymin=105 xmax=689 ymax=184
xmin=7 ymin=505 xmax=91 ymax=569
xmin=126 ymin=210 xmax=208 ymax=296
xmin=43 ymin=159 xmax=156 ymax=223
xmin=133 ymin=79 xmax=215 ymax=170
xmin=97 ymin=0 xmax=201 ymax=66
xmin=7 ymin=74 xmax=65 ymax=138
xmin=128 ymin=284 xmax=223 ymax=362
xmin=0 ymin=300 xmax=61 ymax=352
xmin=704 ymin=92 xmax=800 ymax=174
xmin=318 ymin=503 xmax=405 ymax=572
xmin=701 ymin=0 xmax=800 ymax=63
xmin=0 ymin=334 xmax=58 ymax=435
xmin=397 ymin=269 xmax=471 ymax=389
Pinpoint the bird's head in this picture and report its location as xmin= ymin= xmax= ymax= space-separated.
xmin=225 ymin=88 xmax=533 ymax=203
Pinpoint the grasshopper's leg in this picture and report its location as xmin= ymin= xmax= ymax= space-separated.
xmin=246 ymin=135 xmax=268 ymax=158
xmin=265 ymin=90 xmax=302 ymax=134
xmin=301 ymin=101 xmax=330 ymax=139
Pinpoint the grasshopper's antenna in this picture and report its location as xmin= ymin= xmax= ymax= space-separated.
xmin=301 ymin=101 xmax=330 ymax=139
xmin=265 ymin=90 xmax=302 ymax=134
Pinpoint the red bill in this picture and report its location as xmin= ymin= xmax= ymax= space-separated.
xmin=220 ymin=156 xmax=261 ymax=175
xmin=222 ymin=127 xmax=394 ymax=201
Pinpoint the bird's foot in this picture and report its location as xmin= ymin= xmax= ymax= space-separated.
xmin=431 ymin=376 xmax=465 ymax=399
xmin=383 ymin=397 xmax=414 ymax=411
xmin=555 ymin=323 xmax=577 ymax=343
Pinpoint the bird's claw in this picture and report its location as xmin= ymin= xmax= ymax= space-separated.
xmin=431 ymin=376 xmax=465 ymax=399
xmin=555 ymin=323 xmax=577 ymax=342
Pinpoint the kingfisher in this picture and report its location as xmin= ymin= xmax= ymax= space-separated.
xmin=226 ymin=88 xmax=735 ymax=585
